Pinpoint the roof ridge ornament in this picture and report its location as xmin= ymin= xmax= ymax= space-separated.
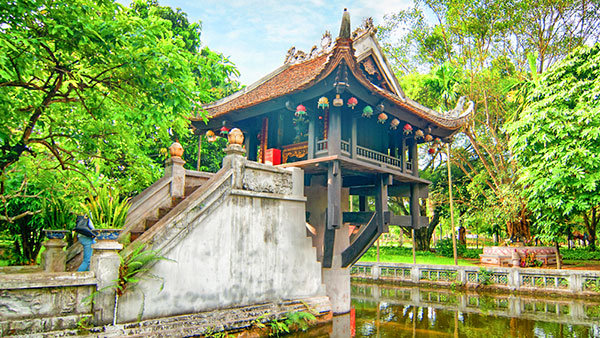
xmin=338 ymin=8 xmax=351 ymax=39
xmin=284 ymin=31 xmax=333 ymax=65
xmin=352 ymin=17 xmax=376 ymax=39
xmin=443 ymin=96 xmax=475 ymax=118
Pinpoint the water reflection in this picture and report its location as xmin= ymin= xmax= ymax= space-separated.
xmin=289 ymin=282 xmax=600 ymax=338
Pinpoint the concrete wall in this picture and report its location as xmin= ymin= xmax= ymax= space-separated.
xmin=117 ymin=151 xmax=326 ymax=323
xmin=0 ymin=272 xmax=95 ymax=335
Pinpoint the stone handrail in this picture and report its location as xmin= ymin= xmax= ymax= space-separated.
xmin=351 ymin=262 xmax=600 ymax=295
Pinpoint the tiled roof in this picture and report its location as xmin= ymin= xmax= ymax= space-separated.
xmin=198 ymin=38 xmax=471 ymax=131
xmin=199 ymin=54 xmax=330 ymax=119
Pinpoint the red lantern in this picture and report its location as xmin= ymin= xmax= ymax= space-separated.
xmin=403 ymin=123 xmax=413 ymax=134
xmin=295 ymin=104 xmax=307 ymax=117
xmin=377 ymin=113 xmax=388 ymax=124
xmin=220 ymin=126 xmax=230 ymax=135
xmin=347 ymin=97 xmax=358 ymax=109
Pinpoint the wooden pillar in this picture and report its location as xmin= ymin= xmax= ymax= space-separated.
xmin=308 ymin=113 xmax=316 ymax=159
xmin=410 ymin=183 xmax=420 ymax=254
xmin=410 ymin=140 xmax=419 ymax=177
xmin=359 ymin=195 xmax=366 ymax=212
xmin=401 ymin=138 xmax=407 ymax=172
xmin=375 ymin=174 xmax=388 ymax=234
xmin=327 ymin=160 xmax=341 ymax=229
xmin=351 ymin=116 xmax=357 ymax=159
xmin=260 ymin=117 xmax=268 ymax=163
xmin=196 ymin=134 xmax=202 ymax=171
xmin=328 ymin=106 xmax=341 ymax=155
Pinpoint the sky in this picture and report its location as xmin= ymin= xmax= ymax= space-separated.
xmin=123 ymin=0 xmax=414 ymax=85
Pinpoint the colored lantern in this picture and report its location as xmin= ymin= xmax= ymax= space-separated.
xmin=403 ymin=123 xmax=413 ymax=134
xmin=390 ymin=119 xmax=400 ymax=130
xmin=415 ymin=130 xmax=424 ymax=139
xmin=220 ymin=126 xmax=230 ymax=136
xmin=424 ymin=134 xmax=433 ymax=142
xmin=377 ymin=113 xmax=388 ymax=124
xmin=347 ymin=97 xmax=358 ymax=109
xmin=205 ymin=130 xmax=217 ymax=142
xmin=317 ymin=97 xmax=329 ymax=109
xmin=377 ymin=102 xmax=385 ymax=112
xmin=362 ymin=105 xmax=373 ymax=118
xmin=333 ymin=94 xmax=343 ymax=107
xmin=428 ymin=148 xmax=436 ymax=155
xmin=434 ymin=137 xmax=442 ymax=144
xmin=295 ymin=104 xmax=307 ymax=117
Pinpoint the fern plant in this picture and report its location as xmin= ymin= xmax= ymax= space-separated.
xmin=83 ymin=187 xmax=131 ymax=229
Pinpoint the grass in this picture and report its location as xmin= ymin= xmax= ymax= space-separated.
xmin=359 ymin=246 xmax=477 ymax=266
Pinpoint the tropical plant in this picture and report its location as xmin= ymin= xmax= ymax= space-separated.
xmin=42 ymin=198 xmax=74 ymax=230
xmin=508 ymin=44 xmax=600 ymax=250
xmin=83 ymin=187 xmax=131 ymax=229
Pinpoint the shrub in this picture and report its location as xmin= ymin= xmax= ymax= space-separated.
xmin=561 ymin=248 xmax=600 ymax=261
xmin=435 ymin=238 xmax=466 ymax=257
xmin=462 ymin=248 xmax=483 ymax=259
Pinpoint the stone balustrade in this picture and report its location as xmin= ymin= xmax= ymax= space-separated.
xmin=351 ymin=262 xmax=600 ymax=295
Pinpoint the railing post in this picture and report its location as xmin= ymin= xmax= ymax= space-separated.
xmin=570 ymin=273 xmax=582 ymax=292
xmin=372 ymin=263 xmax=379 ymax=280
xmin=165 ymin=141 xmax=186 ymax=199
xmin=351 ymin=117 xmax=357 ymax=159
xmin=411 ymin=265 xmax=420 ymax=283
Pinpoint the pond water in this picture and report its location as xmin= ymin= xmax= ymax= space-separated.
xmin=290 ymin=282 xmax=600 ymax=338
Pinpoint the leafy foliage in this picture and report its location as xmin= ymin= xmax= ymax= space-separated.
xmin=435 ymin=237 xmax=465 ymax=258
xmin=83 ymin=187 xmax=131 ymax=229
xmin=508 ymin=44 xmax=600 ymax=248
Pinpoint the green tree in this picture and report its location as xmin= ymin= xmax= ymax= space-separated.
xmin=379 ymin=0 xmax=600 ymax=246
xmin=508 ymin=44 xmax=600 ymax=250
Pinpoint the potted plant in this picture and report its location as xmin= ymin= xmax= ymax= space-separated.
xmin=42 ymin=198 xmax=74 ymax=241
xmin=83 ymin=187 xmax=131 ymax=240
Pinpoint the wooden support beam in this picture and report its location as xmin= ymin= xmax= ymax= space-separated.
xmin=375 ymin=174 xmax=389 ymax=233
xmin=328 ymin=106 xmax=341 ymax=156
xmin=327 ymin=160 xmax=341 ymax=229
xmin=343 ymin=211 xmax=374 ymax=224
xmin=410 ymin=183 xmax=420 ymax=230
xmin=322 ymin=226 xmax=335 ymax=269
xmin=308 ymin=112 xmax=316 ymax=159
xmin=350 ymin=184 xmax=429 ymax=198
xmin=359 ymin=196 xmax=366 ymax=211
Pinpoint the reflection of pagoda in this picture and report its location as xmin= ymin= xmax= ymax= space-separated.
xmin=194 ymin=10 xmax=470 ymax=312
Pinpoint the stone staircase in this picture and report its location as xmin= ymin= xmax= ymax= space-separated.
xmin=129 ymin=185 xmax=201 ymax=242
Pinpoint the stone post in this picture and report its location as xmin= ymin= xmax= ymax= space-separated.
xmin=223 ymin=129 xmax=246 ymax=189
xmin=165 ymin=141 xmax=186 ymax=199
xmin=42 ymin=238 xmax=67 ymax=272
xmin=90 ymin=240 xmax=123 ymax=325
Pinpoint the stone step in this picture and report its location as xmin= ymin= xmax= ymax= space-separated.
xmin=158 ymin=206 xmax=172 ymax=218
xmin=130 ymin=231 xmax=144 ymax=242
xmin=144 ymin=217 xmax=159 ymax=231
xmin=184 ymin=185 xmax=200 ymax=197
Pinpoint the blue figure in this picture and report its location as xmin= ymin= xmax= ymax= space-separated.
xmin=76 ymin=215 xmax=96 ymax=272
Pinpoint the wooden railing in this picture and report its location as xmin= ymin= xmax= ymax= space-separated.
xmin=316 ymin=140 xmax=328 ymax=153
xmin=356 ymin=146 xmax=402 ymax=168
xmin=341 ymin=140 xmax=350 ymax=155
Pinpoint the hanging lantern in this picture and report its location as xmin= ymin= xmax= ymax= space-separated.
xmin=205 ymin=130 xmax=217 ymax=142
xmin=347 ymin=97 xmax=358 ymax=109
xmin=434 ymin=137 xmax=442 ymax=145
xmin=333 ymin=94 xmax=343 ymax=107
xmin=317 ymin=97 xmax=329 ymax=110
xmin=428 ymin=148 xmax=436 ymax=155
xmin=390 ymin=119 xmax=400 ymax=130
xmin=220 ymin=126 xmax=230 ymax=135
xmin=403 ymin=123 xmax=413 ymax=134
xmin=377 ymin=113 xmax=388 ymax=124
xmin=362 ymin=105 xmax=373 ymax=118
xmin=295 ymin=104 xmax=307 ymax=117
xmin=377 ymin=102 xmax=385 ymax=112
xmin=424 ymin=134 xmax=434 ymax=142
xmin=415 ymin=130 xmax=424 ymax=139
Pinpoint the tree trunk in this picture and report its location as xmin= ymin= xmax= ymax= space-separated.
xmin=414 ymin=209 xmax=441 ymax=251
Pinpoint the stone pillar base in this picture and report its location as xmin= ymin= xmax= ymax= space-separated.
xmin=42 ymin=239 xmax=67 ymax=272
